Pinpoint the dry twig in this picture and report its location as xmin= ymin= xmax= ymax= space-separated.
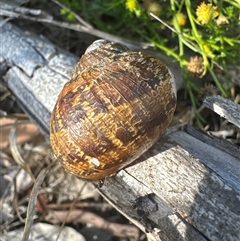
xmin=0 ymin=2 xmax=152 ymax=50
xmin=45 ymin=209 xmax=140 ymax=240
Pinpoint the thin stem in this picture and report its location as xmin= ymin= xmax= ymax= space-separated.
xmin=208 ymin=66 xmax=228 ymax=97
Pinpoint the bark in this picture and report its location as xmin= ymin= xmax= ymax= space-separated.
xmin=1 ymin=21 xmax=240 ymax=241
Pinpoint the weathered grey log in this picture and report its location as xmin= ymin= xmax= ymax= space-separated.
xmin=1 ymin=21 xmax=240 ymax=241
xmin=204 ymin=95 xmax=240 ymax=128
xmin=0 ymin=1 xmax=184 ymax=90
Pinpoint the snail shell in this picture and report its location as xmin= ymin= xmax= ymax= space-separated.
xmin=50 ymin=40 xmax=177 ymax=181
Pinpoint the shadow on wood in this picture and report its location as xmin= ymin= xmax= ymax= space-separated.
xmin=1 ymin=20 xmax=240 ymax=241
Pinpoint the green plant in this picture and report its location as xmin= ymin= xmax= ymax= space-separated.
xmin=59 ymin=0 xmax=240 ymax=126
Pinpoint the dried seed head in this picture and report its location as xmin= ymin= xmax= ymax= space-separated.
xmin=187 ymin=56 xmax=204 ymax=77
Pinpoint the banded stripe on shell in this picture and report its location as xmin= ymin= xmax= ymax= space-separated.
xmin=50 ymin=40 xmax=177 ymax=181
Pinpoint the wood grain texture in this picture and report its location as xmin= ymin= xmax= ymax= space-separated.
xmin=204 ymin=95 xmax=240 ymax=128
xmin=1 ymin=21 xmax=240 ymax=241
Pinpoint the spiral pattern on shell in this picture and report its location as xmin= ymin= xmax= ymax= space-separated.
xmin=50 ymin=40 xmax=177 ymax=181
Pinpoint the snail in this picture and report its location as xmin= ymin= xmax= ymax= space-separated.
xmin=50 ymin=40 xmax=177 ymax=181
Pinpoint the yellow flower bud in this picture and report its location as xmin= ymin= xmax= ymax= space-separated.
xmin=176 ymin=12 xmax=187 ymax=26
xmin=126 ymin=0 xmax=138 ymax=12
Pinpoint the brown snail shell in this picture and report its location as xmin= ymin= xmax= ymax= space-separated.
xmin=50 ymin=40 xmax=177 ymax=181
